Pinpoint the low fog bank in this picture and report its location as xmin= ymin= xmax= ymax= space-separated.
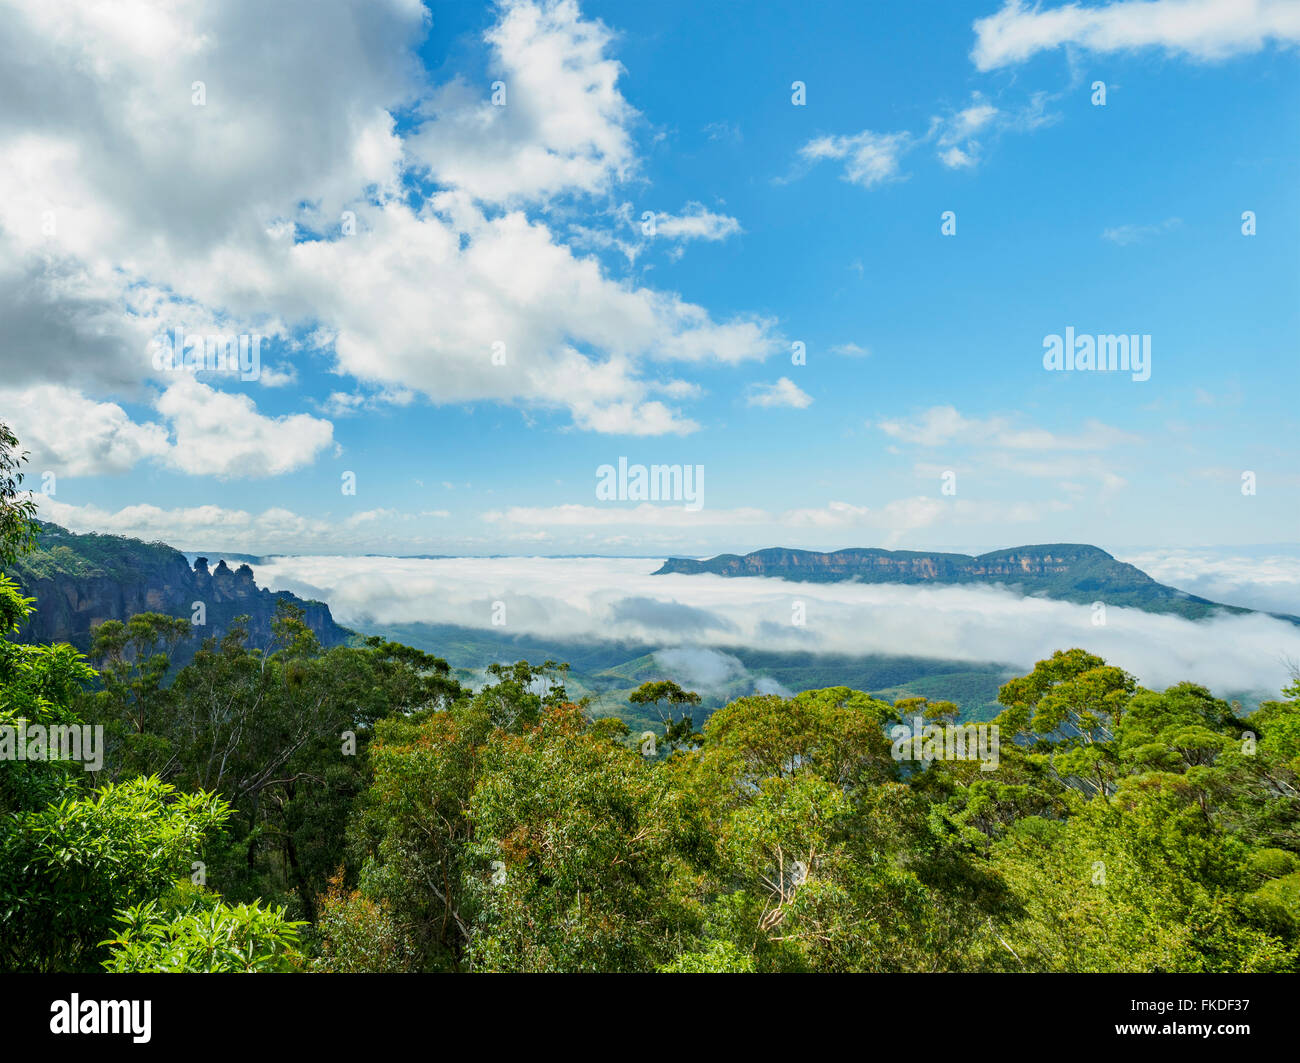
xmin=256 ymin=556 xmax=1300 ymax=701
xmin=1119 ymin=548 xmax=1300 ymax=617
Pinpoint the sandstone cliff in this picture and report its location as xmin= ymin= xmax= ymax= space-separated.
xmin=5 ymin=523 xmax=352 ymax=652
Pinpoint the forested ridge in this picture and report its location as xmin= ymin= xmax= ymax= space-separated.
xmin=1 ymin=428 xmax=1298 ymax=973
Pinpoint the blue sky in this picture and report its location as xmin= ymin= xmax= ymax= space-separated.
xmin=3 ymin=0 xmax=1297 ymax=556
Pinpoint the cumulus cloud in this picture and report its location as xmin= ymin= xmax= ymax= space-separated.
xmin=971 ymin=0 xmax=1300 ymax=71
xmin=407 ymin=0 xmax=636 ymax=204
xmin=153 ymin=378 xmax=334 ymax=478
xmin=0 ymin=0 xmax=422 ymax=390
xmin=249 ymin=555 xmax=1300 ymax=698
xmin=2 ymin=380 xmax=332 ymax=478
xmin=0 ymin=0 xmax=782 ymax=440
xmin=745 ymin=377 xmax=813 ymax=409
xmin=0 ymin=385 xmax=170 ymax=476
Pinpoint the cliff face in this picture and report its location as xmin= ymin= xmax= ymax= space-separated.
xmin=6 ymin=523 xmax=351 ymax=652
xmin=654 ymin=544 xmax=1256 ymax=620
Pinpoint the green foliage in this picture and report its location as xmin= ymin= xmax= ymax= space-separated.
xmin=309 ymin=870 xmax=414 ymax=972
xmin=629 ymin=678 xmax=704 ymax=753
xmin=0 ymin=423 xmax=38 ymax=566
xmin=0 ymin=777 xmax=229 ymax=971
xmin=463 ymin=702 xmax=709 ymax=971
xmin=101 ymin=883 xmax=305 ymax=972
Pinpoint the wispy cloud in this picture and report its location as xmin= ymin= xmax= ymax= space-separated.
xmin=798 ymin=130 xmax=913 ymax=188
xmin=745 ymin=377 xmax=813 ymax=409
xmin=972 ymin=0 xmax=1300 ymax=71
xmin=1102 ymin=217 xmax=1182 ymax=245
xmin=876 ymin=405 xmax=1142 ymax=451
xmin=831 ymin=342 xmax=871 ymax=358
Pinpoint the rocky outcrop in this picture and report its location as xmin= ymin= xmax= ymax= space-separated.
xmin=6 ymin=523 xmax=352 ymax=652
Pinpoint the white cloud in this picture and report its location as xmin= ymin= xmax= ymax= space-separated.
xmin=487 ymin=496 xmax=1064 ymax=547
xmin=1102 ymin=217 xmax=1183 ymax=245
xmin=274 ymin=192 xmax=776 ymax=434
xmin=1120 ymin=547 xmax=1300 ymax=616
xmin=0 ymin=0 xmax=423 ymax=389
xmin=484 ymin=504 xmax=771 ymax=527
xmin=930 ymin=95 xmax=999 ymax=169
xmin=153 ymin=377 xmax=334 ymax=478
xmin=0 ymin=0 xmax=782 ymax=439
xmin=407 ymin=0 xmax=637 ymax=204
xmin=0 ymin=385 xmax=170 ymax=476
xmin=940 ymin=146 xmax=975 ymax=169
xmin=800 ymin=90 xmax=1057 ymax=186
xmin=972 ymin=0 xmax=1300 ymax=71
xmin=746 ymin=377 xmax=813 ymax=409
xmin=799 ymin=130 xmax=912 ymax=188
xmin=249 ymin=554 xmax=1300 ymax=698
xmin=2 ymin=380 xmax=332 ymax=478
xmin=831 ymin=342 xmax=870 ymax=358
xmin=32 ymin=496 xmax=463 ymax=554
xmin=653 ymin=203 xmax=742 ymax=242
xmin=876 ymin=405 xmax=1141 ymax=451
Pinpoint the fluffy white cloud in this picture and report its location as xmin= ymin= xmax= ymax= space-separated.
xmin=0 ymin=0 xmax=781 ymax=440
xmin=2 ymin=379 xmax=333 ymax=479
xmin=746 ymin=377 xmax=812 ymax=409
xmin=972 ymin=0 xmax=1300 ymax=71
xmin=0 ymin=0 xmax=423 ymax=388
xmin=653 ymin=203 xmax=742 ymax=242
xmin=284 ymin=199 xmax=773 ymax=431
xmin=154 ymin=377 xmax=334 ymax=478
xmin=0 ymin=385 xmax=170 ymax=476
xmin=407 ymin=0 xmax=636 ymax=204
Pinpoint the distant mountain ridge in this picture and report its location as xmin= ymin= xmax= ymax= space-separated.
xmin=6 ymin=522 xmax=353 ymax=652
xmin=655 ymin=544 xmax=1293 ymax=622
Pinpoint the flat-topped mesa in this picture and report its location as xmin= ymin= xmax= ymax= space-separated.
xmin=653 ymin=544 xmax=1270 ymax=622
xmin=655 ymin=544 xmax=1114 ymax=580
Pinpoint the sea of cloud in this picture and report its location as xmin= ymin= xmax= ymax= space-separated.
xmin=254 ymin=555 xmax=1300 ymax=699
xmin=1118 ymin=548 xmax=1300 ymax=617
